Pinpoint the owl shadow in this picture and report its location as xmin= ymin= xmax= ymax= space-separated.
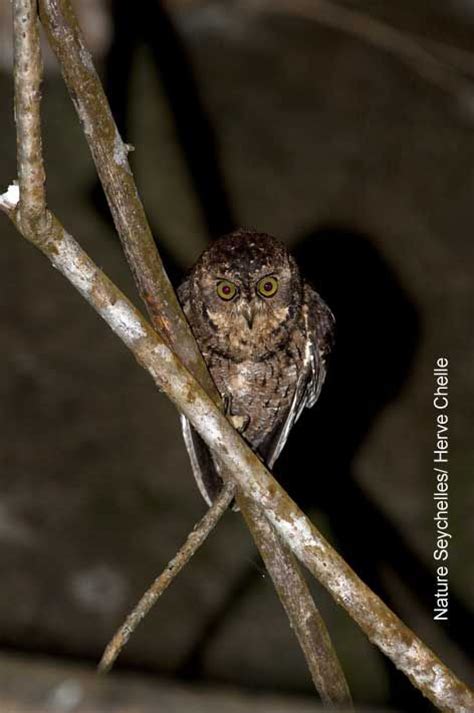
xmin=89 ymin=0 xmax=235 ymax=257
xmin=280 ymin=225 xmax=420 ymax=561
xmin=276 ymin=226 xmax=471 ymax=705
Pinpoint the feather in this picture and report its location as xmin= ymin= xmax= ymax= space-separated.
xmin=259 ymin=284 xmax=335 ymax=468
xmin=180 ymin=414 xmax=224 ymax=506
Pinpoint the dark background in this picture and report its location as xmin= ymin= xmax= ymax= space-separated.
xmin=0 ymin=1 xmax=473 ymax=711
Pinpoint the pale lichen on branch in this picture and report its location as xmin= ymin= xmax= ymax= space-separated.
xmin=0 ymin=183 xmax=20 ymax=216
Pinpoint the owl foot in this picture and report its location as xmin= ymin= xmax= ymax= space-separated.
xmin=229 ymin=414 xmax=250 ymax=432
xmin=222 ymin=395 xmax=250 ymax=433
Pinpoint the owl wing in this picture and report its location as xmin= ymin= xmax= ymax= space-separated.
xmin=180 ymin=415 xmax=224 ymax=506
xmin=260 ymin=284 xmax=335 ymax=468
xmin=177 ymin=277 xmax=226 ymax=506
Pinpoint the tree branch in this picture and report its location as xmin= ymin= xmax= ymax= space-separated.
xmin=38 ymin=0 xmax=350 ymax=703
xmin=240 ymin=496 xmax=351 ymax=705
xmin=2 ymin=194 xmax=472 ymax=711
xmin=98 ymin=480 xmax=236 ymax=674
xmin=13 ymin=0 xmax=47 ymax=231
xmin=38 ymin=0 xmax=202 ymax=368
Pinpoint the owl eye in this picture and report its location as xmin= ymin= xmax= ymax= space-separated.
xmin=216 ymin=279 xmax=238 ymax=301
xmin=257 ymin=275 xmax=279 ymax=298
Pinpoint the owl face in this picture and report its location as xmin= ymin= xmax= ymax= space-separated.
xmin=187 ymin=231 xmax=303 ymax=360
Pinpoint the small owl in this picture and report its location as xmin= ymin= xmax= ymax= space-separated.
xmin=178 ymin=229 xmax=334 ymax=505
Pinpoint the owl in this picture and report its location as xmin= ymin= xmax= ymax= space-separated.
xmin=177 ymin=229 xmax=334 ymax=505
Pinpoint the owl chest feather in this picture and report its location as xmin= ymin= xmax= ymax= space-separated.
xmin=207 ymin=331 xmax=304 ymax=449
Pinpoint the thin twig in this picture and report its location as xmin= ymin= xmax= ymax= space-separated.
xmin=245 ymin=0 xmax=474 ymax=105
xmin=38 ymin=0 xmax=351 ymax=703
xmin=98 ymin=480 xmax=236 ymax=674
xmin=2 ymin=192 xmax=473 ymax=712
xmin=12 ymin=0 xmax=47 ymax=230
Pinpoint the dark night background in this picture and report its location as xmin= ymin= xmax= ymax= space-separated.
xmin=0 ymin=1 xmax=473 ymax=711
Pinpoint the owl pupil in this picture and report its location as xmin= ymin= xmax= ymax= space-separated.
xmin=223 ymin=285 xmax=230 ymax=294
xmin=264 ymin=282 xmax=272 ymax=292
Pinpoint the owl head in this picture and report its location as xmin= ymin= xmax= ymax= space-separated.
xmin=184 ymin=230 xmax=303 ymax=360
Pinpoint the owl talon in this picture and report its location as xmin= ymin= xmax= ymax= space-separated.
xmin=223 ymin=394 xmax=249 ymax=432
xmin=229 ymin=414 xmax=250 ymax=433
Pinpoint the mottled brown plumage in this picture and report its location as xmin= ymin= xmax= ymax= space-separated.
xmin=178 ymin=229 xmax=334 ymax=504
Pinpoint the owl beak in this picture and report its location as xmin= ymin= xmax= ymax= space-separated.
xmin=242 ymin=304 xmax=255 ymax=329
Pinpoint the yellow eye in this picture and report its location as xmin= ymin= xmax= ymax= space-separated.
xmin=257 ymin=275 xmax=279 ymax=298
xmin=216 ymin=279 xmax=238 ymax=301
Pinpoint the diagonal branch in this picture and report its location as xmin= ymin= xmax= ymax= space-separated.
xmin=98 ymin=480 xmax=236 ymax=674
xmin=240 ymin=496 xmax=350 ymax=704
xmin=38 ymin=0 xmax=350 ymax=703
xmin=39 ymin=0 xmax=200 ymax=365
xmin=2 ymin=193 xmax=473 ymax=712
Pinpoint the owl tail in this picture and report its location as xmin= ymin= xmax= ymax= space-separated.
xmin=180 ymin=415 xmax=227 ymax=507
xmin=180 ymin=411 xmax=290 ymax=509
